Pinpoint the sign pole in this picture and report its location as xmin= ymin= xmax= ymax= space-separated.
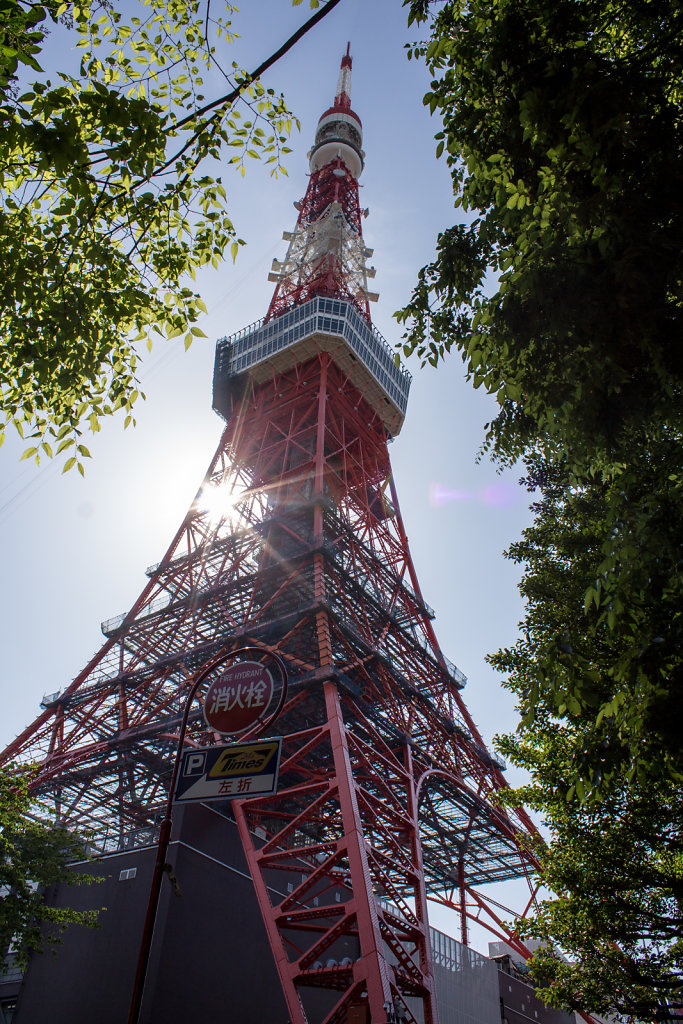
xmin=126 ymin=645 xmax=287 ymax=1024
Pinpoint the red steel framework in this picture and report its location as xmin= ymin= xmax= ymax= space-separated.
xmin=1 ymin=50 xmax=543 ymax=1024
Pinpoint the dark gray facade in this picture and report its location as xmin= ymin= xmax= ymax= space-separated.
xmin=12 ymin=803 xmax=292 ymax=1024
xmin=492 ymin=950 xmax=579 ymax=1024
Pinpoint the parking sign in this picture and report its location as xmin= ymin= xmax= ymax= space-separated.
xmin=174 ymin=739 xmax=282 ymax=803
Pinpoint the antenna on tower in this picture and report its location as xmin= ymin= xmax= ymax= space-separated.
xmin=264 ymin=43 xmax=371 ymax=323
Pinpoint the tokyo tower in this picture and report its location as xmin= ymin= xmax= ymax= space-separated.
xmin=2 ymin=48 xmax=541 ymax=1024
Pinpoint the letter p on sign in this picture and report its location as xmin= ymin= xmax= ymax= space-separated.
xmin=185 ymin=752 xmax=206 ymax=776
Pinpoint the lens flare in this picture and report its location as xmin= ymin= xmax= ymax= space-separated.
xmin=480 ymin=482 xmax=519 ymax=507
xmin=430 ymin=484 xmax=474 ymax=507
xmin=430 ymin=480 xmax=520 ymax=508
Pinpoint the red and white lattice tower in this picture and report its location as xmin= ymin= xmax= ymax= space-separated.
xmin=2 ymin=50 xmax=541 ymax=1024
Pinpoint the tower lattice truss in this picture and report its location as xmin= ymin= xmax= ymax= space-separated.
xmin=3 ymin=50 xmax=541 ymax=1024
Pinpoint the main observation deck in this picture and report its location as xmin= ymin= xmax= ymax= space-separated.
xmin=213 ymin=297 xmax=412 ymax=437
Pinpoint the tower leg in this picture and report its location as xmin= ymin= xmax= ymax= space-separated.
xmin=323 ymin=680 xmax=394 ymax=1023
xmin=233 ymin=674 xmax=443 ymax=1024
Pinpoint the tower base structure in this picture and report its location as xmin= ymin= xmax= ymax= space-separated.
xmin=6 ymin=803 xmax=535 ymax=1024
xmin=2 ymin=320 xmax=542 ymax=1024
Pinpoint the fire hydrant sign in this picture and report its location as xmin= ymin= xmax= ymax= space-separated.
xmin=174 ymin=739 xmax=282 ymax=803
xmin=203 ymin=660 xmax=274 ymax=735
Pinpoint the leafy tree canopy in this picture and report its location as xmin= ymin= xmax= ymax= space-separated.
xmin=499 ymin=725 xmax=683 ymax=1021
xmin=494 ymin=451 xmax=682 ymax=795
xmin=400 ymin=0 xmax=683 ymax=1013
xmin=398 ymin=0 xmax=683 ymax=785
xmin=0 ymin=766 xmax=98 ymax=966
xmin=0 ymin=0 xmax=334 ymax=472
xmin=399 ymin=0 xmax=682 ymax=470
xmin=490 ymin=460 xmax=682 ymax=1014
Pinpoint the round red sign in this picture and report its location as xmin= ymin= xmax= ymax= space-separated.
xmin=203 ymin=660 xmax=274 ymax=735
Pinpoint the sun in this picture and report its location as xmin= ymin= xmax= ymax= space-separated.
xmin=194 ymin=480 xmax=243 ymax=526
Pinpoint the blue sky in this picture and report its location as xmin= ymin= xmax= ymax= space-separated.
xmin=0 ymin=0 xmax=535 ymax=947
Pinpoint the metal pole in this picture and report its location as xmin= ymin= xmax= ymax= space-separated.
xmin=458 ymin=857 xmax=468 ymax=947
xmin=126 ymin=645 xmax=287 ymax=1024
